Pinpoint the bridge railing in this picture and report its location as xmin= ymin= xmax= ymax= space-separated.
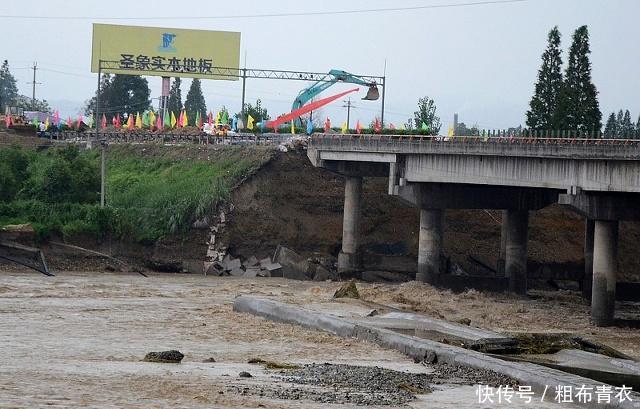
xmin=310 ymin=133 xmax=640 ymax=146
xmin=308 ymin=134 xmax=640 ymax=160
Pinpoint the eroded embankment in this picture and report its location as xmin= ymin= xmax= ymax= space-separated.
xmin=222 ymin=149 xmax=640 ymax=283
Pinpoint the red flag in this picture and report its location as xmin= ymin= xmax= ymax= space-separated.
xmin=207 ymin=111 xmax=213 ymax=125
xmin=76 ymin=115 xmax=83 ymax=129
xmin=324 ymin=117 xmax=331 ymax=133
xmin=266 ymin=88 xmax=359 ymax=128
xmin=6 ymin=115 xmax=12 ymax=127
xmin=156 ymin=114 xmax=162 ymax=130
xmin=356 ymin=120 xmax=362 ymax=134
xmin=115 ymin=114 xmax=121 ymax=128
xmin=66 ymin=116 xmax=73 ymax=127
xmin=53 ymin=110 xmax=59 ymax=126
xmin=112 ymin=115 xmax=116 ymax=126
xmin=374 ymin=118 xmax=381 ymax=133
xmin=101 ymin=114 xmax=107 ymax=129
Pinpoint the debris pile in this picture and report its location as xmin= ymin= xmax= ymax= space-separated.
xmin=205 ymin=244 xmax=337 ymax=281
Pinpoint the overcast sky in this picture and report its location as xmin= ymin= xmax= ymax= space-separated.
xmin=1 ymin=0 xmax=638 ymax=129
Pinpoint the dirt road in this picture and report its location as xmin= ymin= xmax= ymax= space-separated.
xmin=0 ymin=271 xmax=630 ymax=408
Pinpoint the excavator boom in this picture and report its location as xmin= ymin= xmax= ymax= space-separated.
xmin=291 ymin=69 xmax=379 ymax=119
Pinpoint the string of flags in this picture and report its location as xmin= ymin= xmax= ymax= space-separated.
xmin=12 ymin=108 xmax=419 ymax=136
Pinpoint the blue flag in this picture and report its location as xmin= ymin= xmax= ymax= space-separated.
xmin=306 ymin=119 xmax=313 ymax=135
xmin=232 ymin=117 xmax=238 ymax=131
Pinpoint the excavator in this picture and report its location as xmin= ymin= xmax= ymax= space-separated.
xmin=291 ymin=69 xmax=379 ymax=126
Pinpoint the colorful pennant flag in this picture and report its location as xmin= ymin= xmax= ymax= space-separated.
xmin=53 ymin=110 xmax=60 ymax=126
xmin=341 ymin=122 xmax=348 ymax=134
xmin=44 ymin=117 xmax=50 ymax=130
xmin=149 ymin=111 xmax=156 ymax=129
xmin=356 ymin=120 xmax=361 ymax=134
xmin=163 ymin=110 xmax=170 ymax=128
xmin=324 ymin=117 xmax=331 ymax=133
xmin=221 ymin=110 xmax=229 ymax=125
xmin=448 ymin=126 xmax=454 ymax=137
xmin=399 ymin=123 xmax=406 ymax=131
xmin=196 ymin=111 xmax=202 ymax=128
xmin=232 ymin=117 xmax=238 ymax=131
xmin=171 ymin=111 xmax=177 ymax=128
xmin=290 ymin=120 xmax=295 ymax=134
xmin=247 ymin=115 xmax=255 ymax=130
xmin=66 ymin=116 xmax=73 ymax=127
xmin=421 ymin=121 xmax=429 ymax=132
xmin=374 ymin=118 xmax=381 ymax=133
xmin=101 ymin=114 xmax=107 ymax=129
xmin=207 ymin=111 xmax=213 ymax=125
xmin=306 ymin=119 xmax=313 ymax=135
xmin=156 ymin=113 xmax=162 ymax=130
xmin=135 ymin=112 xmax=141 ymax=128
xmin=86 ymin=114 xmax=94 ymax=129
xmin=183 ymin=110 xmax=188 ymax=127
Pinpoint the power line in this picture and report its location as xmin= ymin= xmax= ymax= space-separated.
xmin=0 ymin=0 xmax=528 ymax=21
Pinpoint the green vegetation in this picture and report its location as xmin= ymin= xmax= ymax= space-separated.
xmin=0 ymin=144 xmax=273 ymax=243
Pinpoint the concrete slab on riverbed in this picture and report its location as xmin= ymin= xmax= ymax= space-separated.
xmin=233 ymin=295 xmax=640 ymax=408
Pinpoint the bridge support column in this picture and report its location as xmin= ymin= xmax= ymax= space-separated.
xmin=417 ymin=209 xmax=444 ymax=284
xmin=338 ymin=176 xmax=362 ymax=273
xmin=583 ymin=219 xmax=595 ymax=301
xmin=505 ymin=210 xmax=528 ymax=295
xmin=591 ymin=220 xmax=618 ymax=327
xmin=497 ymin=210 xmax=508 ymax=276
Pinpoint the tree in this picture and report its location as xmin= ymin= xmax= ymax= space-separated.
xmin=555 ymin=26 xmax=601 ymax=134
xmin=167 ymin=78 xmax=183 ymax=115
xmin=83 ymin=74 xmax=150 ymax=119
xmin=184 ymin=79 xmax=206 ymax=123
xmin=413 ymin=96 xmax=441 ymax=135
xmin=0 ymin=60 xmax=19 ymax=112
xmin=603 ymin=113 xmax=618 ymax=139
xmin=14 ymin=95 xmax=51 ymax=112
xmin=526 ymin=27 xmax=564 ymax=130
xmin=241 ymin=98 xmax=270 ymax=121
xmin=455 ymin=122 xmax=480 ymax=136
xmin=620 ymin=109 xmax=634 ymax=139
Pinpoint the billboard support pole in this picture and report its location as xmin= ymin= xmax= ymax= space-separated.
xmin=161 ymin=76 xmax=171 ymax=117
xmin=241 ymin=68 xmax=247 ymax=119
xmin=95 ymin=60 xmax=101 ymax=144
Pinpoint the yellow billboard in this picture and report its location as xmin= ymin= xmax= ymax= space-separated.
xmin=91 ymin=24 xmax=241 ymax=80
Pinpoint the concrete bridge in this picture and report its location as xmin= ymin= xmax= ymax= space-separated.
xmin=307 ymin=134 xmax=640 ymax=327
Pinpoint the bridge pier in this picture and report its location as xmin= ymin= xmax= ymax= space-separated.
xmin=338 ymin=176 xmax=362 ymax=273
xmin=504 ymin=210 xmax=529 ymax=295
xmin=583 ymin=219 xmax=595 ymax=301
xmin=497 ymin=210 xmax=508 ymax=276
xmin=417 ymin=209 xmax=444 ymax=284
xmin=591 ymin=220 xmax=618 ymax=327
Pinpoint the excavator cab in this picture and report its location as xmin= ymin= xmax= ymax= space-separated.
xmin=362 ymin=85 xmax=380 ymax=101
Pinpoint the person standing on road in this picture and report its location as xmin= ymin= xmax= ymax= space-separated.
xmin=38 ymin=121 xmax=46 ymax=137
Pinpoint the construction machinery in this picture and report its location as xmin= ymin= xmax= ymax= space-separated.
xmin=291 ymin=69 xmax=379 ymax=126
xmin=3 ymin=106 xmax=35 ymax=136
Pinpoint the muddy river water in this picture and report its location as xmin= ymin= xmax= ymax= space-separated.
xmin=1 ymin=271 xmax=570 ymax=408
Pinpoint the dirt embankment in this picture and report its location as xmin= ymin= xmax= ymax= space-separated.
xmin=223 ymin=150 xmax=640 ymax=282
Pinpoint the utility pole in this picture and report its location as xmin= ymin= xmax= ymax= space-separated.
xmin=342 ymin=98 xmax=355 ymax=130
xmin=27 ymin=62 xmax=41 ymax=110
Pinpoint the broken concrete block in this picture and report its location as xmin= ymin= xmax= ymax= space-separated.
xmin=206 ymin=262 xmax=225 ymax=276
xmin=229 ymin=267 xmax=245 ymax=277
xmin=245 ymin=256 xmax=259 ymax=267
xmin=312 ymin=265 xmax=334 ymax=282
xmin=243 ymin=267 xmax=260 ymax=278
xmin=223 ymin=257 xmax=242 ymax=272
xmin=273 ymin=245 xmax=311 ymax=279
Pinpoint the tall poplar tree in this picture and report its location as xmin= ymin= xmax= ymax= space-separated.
xmin=184 ymin=79 xmax=207 ymax=123
xmin=526 ymin=27 xmax=563 ymax=130
xmin=603 ymin=113 xmax=618 ymax=139
xmin=0 ymin=60 xmax=18 ymax=112
xmin=167 ymin=78 xmax=183 ymax=116
xmin=620 ymin=109 xmax=634 ymax=138
xmin=555 ymin=26 xmax=601 ymax=134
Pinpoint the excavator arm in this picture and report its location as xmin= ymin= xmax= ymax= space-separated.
xmin=292 ymin=69 xmax=379 ymax=112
